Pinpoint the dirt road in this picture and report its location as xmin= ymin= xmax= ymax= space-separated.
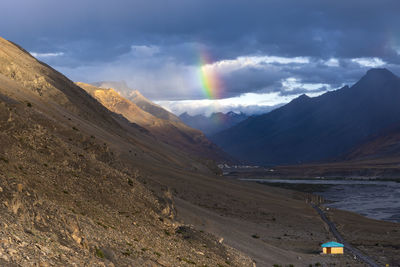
xmin=312 ymin=204 xmax=381 ymax=267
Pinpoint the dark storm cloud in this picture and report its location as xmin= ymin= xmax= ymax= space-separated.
xmin=220 ymin=67 xmax=285 ymax=98
xmin=278 ymin=86 xmax=329 ymax=97
xmin=1 ymin=0 xmax=400 ymax=102
xmin=280 ymin=59 xmax=363 ymax=87
xmin=2 ymin=0 xmax=400 ymax=62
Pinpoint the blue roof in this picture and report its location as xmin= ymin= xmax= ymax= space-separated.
xmin=321 ymin=241 xmax=344 ymax=248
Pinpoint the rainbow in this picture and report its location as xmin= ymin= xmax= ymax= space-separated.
xmin=199 ymin=50 xmax=223 ymax=99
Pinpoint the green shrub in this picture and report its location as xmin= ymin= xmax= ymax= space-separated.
xmin=179 ymin=257 xmax=196 ymax=265
xmin=122 ymin=250 xmax=131 ymax=256
xmin=95 ymin=248 xmax=104 ymax=258
xmin=164 ymin=229 xmax=171 ymax=236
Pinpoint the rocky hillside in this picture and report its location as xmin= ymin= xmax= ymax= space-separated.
xmin=0 ymin=36 xmax=251 ymax=266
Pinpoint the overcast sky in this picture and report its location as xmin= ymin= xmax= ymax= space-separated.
xmin=2 ymin=0 xmax=400 ymax=115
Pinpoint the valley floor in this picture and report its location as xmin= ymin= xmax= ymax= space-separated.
xmin=147 ymin=170 xmax=400 ymax=266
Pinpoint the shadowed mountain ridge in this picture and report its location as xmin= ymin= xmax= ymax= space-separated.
xmin=179 ymin=111 xmax=249 ymax=136
xmin=211 ymin=68 xmax=400 ymax=165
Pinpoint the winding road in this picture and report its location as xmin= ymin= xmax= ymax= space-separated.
xmin=311 ymin=204 xmax=381 ymax=267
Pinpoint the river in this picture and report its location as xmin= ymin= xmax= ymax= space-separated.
xmin=241 ymin=179 xmax=400 ymax=223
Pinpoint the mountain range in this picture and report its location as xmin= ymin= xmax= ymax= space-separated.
xmin=93 ymin=81 xmax=181 ymax=122
xmin=179 ymin=111 xmax=249 ymax=136
xmin=211 ymin=68 xmax=400 ymax=166
xmin=77 ymin=82 xmax=229 ymax=163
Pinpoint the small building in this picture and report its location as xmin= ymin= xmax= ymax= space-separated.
xmin=321 ymin=241 xmax=344 ymax=254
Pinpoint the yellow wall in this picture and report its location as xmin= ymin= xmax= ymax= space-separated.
xmin=323 ymin=247 xmax=343 ymax=254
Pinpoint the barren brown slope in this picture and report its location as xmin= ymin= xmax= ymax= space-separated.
xmin=76 ymin=82 xmax=156 ymax=127
xmin=345 ymin=124 xmax=400 ymax=161
xmin=0 ymin=38 xmax=121 ymax=130
xmin=93 ymin=80 xmax=181 ymax=123
xmin=0 ymin=37 xmax=253 ymax=266
xmin=77 ymin=82 xmax=230 ymax=163
xmin=0 ymin=37 xmax=215 ymax=171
